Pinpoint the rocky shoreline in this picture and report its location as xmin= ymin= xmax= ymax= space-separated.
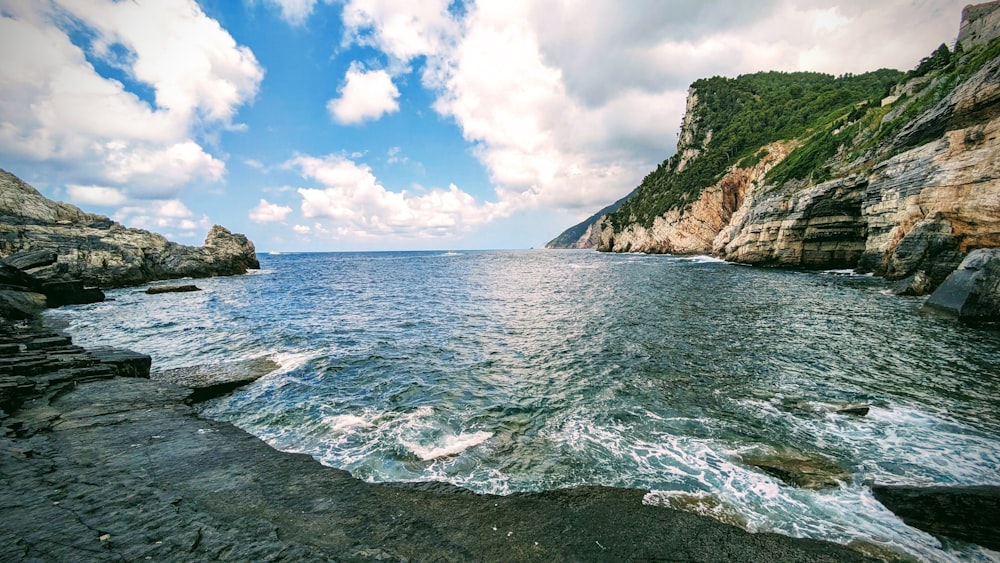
xmin=1 ymin=317 xmax=881 ymax=562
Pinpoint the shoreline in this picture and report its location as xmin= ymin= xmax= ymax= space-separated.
xmin=0 ymin=318 xmax=877 ymax=561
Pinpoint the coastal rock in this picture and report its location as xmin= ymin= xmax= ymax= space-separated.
xmin=146 ymin=284 xmax=201 ymax=295
xmin=0 ymin=169 xmax=260 ymax=288
xmin=894 ymin=271 xmax=933 ymax=296
xmin=88 ymin=347 xmax=152 ymax=379
xmin=152 ymin=358 xmax=278 ymax=403
xmin=871 ymin=484 xmax=1000 ymax=551
xmin=924 ymin=248 xmax=1000 ymax=321
xmin=740 ymin=448 xmax=851 ymax=490
xmin=0 ymin=290 xmax=46 ymax=320
xmin=40 ymin=280 xmax=105 ymax=307
xmin=1 ymin=250 xmax=57 ymax=271
xmin=559 ymin=10 xmax=1000 ymax=298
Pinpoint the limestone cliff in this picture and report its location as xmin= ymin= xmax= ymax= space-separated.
xmin=552 ymin=4 xmax=1000 ymax=297
xmin=0 ymin=169 xmax=260 ymax=288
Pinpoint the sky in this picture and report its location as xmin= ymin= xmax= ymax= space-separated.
xmin=0 ymin=0 xmax=969 ymax=251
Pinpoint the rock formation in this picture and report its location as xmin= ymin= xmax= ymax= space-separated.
xmin=871 ymin=484 xmax=1000 ymax=551
xmin=925 ymin=248 xmax=1000 ymax=321
xmin=550 ymin=5 xmax=1000 ymax=297
xmin=0 ymin=169 xmax=259 ymax=289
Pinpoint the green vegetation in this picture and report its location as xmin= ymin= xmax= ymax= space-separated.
xmin=603 ymin=37 xmax=1000 ymax=234
xmin=773 ymin=37 xmax=1000 ymax=183
xmin=607 ymin=69 xmax=902 ymax=229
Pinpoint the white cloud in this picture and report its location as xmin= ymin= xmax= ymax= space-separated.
xmin=292 ymin=224 xmax=312 ymax=234
xmin=338 ymin=0 xmax=967 ymax=218
xmin=340 ymin=0 xmax=457 ymax=69
xmin=249 ymin=198 xmax=293 ymax=223
xmin=66 ymin=184 xmax=127 ymax=207
xmin=0 ymin=0 xmax=262 ymax=196
xmin=244 ymin=158 xmax=264 ymax=169
xmin=114 ymin=198 xmax=211 ymax=237
xmin=327 ymin=63 xmax=400 ymax=125
xmin=288 ymin=154 xmax=506 ymax=238
xmin=259 ymin=0 xmax=319 ymax=26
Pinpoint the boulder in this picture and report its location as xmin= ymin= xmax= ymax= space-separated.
xmin=0 ymin=290 xmax=46 ymax=320
xmin=924 ymin=248 xmax=1000 ymax=321
xmin=152 ymin=357 xmax=278 ymax=403
xmin=871 ymin=484 xmax=1000 ymax=551
xmin=893 ymin=271 xmax=933 ymax=296
xmin=41 ymin=281 xmax=104 ymax=307
xmin=88 ymin=347 xmax=152 ymax=379
xmin=740 ymin=448 xmax=851 ymax=490
xmin=146 ymin=284 xmax=201 ymax=295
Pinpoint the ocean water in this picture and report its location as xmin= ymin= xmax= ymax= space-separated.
xmin=48 ymin=250 xmax=1000 ymax=561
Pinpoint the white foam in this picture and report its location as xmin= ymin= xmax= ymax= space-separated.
xmin=405 ymin=431 xmax=494 ymax=461
xmin=323 ymin=414 xmax=370 ymax=433
xmin=686 ymin=255 xmax=729 ymax=264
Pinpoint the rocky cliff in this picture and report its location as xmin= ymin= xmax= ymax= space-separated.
xmin=0 ymin=169 xmax=259 ymax=289
xmin=551 ymin=4 xmax=1000 ymax=304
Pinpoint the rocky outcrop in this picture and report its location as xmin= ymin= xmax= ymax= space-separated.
xmin=152 ymin=357 xmax=278 ymax=403
xmin=959 ymin=1 xmax=1000 ymax=50
xmin=146 ymin=284 xmax=201 ymax=295
xmin=925 ymin=248 xmax=1000 ymax=320
xmin=871 ymin=484 xmax=1000 ymax=551
xmin=560 ymin=8 xmax=1000 ymax=298
xmin=600 ymin=142 xmax=793 ymax=254
xmin=0 ymin=169 xmax=260 ymax=288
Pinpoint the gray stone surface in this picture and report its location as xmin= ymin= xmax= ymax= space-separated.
xmin=152 ymin=358 xmax=278 ymax=403
xmin=925 ymin=248 xmax=1000 ymax=321
xmin=872 ymin=484 xmax=1000 ymax=551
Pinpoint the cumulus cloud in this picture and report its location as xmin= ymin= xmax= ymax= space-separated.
xmin=338 ymin=0 xmax=966 ymax=219
xmin=66 ymin=184 xmax=127 ymax=207
xmin=249 ymin=198 xmax=293 ymax=223
xmin=114 ymin=198 xmax=211 ymax=236
xmin=327 ymin=63 xmax=401 ymax=125
xmin=287 ymin=154 xmax=505 ymax=238
xmin=258 ymin=0 xmax=319 ymax=26
xmin=0 ymin=0 xmax=262 ymax=196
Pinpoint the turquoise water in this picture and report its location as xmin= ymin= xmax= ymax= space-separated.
xmin=50 ymin=250 xmax=1000 ymax=561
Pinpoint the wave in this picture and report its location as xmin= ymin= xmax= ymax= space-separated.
xmin=403 ymin=431 xmax=494 ymax=461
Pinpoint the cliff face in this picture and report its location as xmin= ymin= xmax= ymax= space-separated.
xmin=551 ymin=7 xmax=1000 ymax=297
xmin=0 ymin=170 xmax=260 ymax=288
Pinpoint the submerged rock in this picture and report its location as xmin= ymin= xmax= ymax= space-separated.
xmin=924 ymin=248 xmax=1000 ymax=321
xmin=740 ymin=448 xmax=851 ymax=490
xmin=871 ymin=484 xmax=1000 ymax=551
xmin=146 ymin=284 xmax=201 ymax=295
xmin=834 ymin=404 xmax=870 ymax=417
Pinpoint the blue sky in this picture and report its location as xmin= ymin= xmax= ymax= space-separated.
xmin=0 ymin=0 xmax=967 ymax=251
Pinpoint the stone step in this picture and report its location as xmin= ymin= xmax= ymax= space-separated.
xmin=25 ymin=336 xmax=73 ymax=351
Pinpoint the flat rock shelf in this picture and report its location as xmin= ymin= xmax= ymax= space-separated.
xmin=0 ymin=322 xmax=876 ymax=562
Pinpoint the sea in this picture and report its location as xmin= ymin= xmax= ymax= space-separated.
xmin=46 ymin=250 xmax=1000 ymax=561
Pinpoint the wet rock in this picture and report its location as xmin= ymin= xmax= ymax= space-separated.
xmin=893 ymin=271 xmax=933 ymax=296
xmin=40 ymin=280 xmax=104 ymax=307
xmin=924 ymin=248 xmax=1000 ymax=321
xmin=153 ymin=358 xmax=278 ymax=403
xmin=740 ymin=448 xmax=851 ymax=490
xmin=834 ymin=404 xmax=870 ymax=417
xmin=146 ymin=284 xmax=201 ymax=295
xmin=0 ymin=290 xmax=46 ymax=320
xmin=871 ymin=484 xmax=1000 ymax=551
xmin=88 ymin=347 xmax=152 ymax=379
